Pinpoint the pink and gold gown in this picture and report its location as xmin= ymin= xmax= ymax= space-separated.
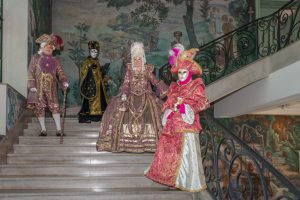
xmin=96 ymin=64 xmax=167 ymax=153
xmin=145 ymin=77 xmax=210 ymax=192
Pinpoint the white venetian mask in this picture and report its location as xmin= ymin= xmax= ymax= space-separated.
xmin=90 ymin=49 xmax=98 ymax=58
xmin=178 ymin=69 xmax=189 ymax=82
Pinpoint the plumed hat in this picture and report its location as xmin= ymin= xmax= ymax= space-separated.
xmin=35 ymin=33 xmax=64 ymax=50
xmin=168 ymin=43 xmax=185 ymax=66
xmin=170 ymin=48 xmax=202 ymax=75
xmin=88 ymin=41 xmax=100 ymax=51
xmin=50 ymin=34 xmax=64 ymax=50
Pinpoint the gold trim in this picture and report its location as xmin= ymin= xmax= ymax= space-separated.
xmin=173 ymin=133 xmax=208 ymax=192
xmin=173 ymin=130 xmax=199 ymax=134
xmin=176 ymin=184 xmax=207 ymax=192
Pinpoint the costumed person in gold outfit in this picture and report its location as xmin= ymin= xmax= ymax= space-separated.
xmin=78 ymin=41 xmax=109 ymax=123
xmin=27 ymin=34 xmax=69 ymax=136
xmin=145 ymin=48 xmax=210 ymax=192
xmin=96 ymin=42 xmax=168 ymax=153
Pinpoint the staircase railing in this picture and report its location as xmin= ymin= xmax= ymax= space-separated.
xmin=160 ymin=0 xmax=300 ymax=85
xmin=200 ymin=108 xmax=300 ymax=200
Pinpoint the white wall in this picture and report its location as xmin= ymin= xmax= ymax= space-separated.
xmin=0 ymin=84 xmax=6 ymax=135
xmin=3 ymin=0 xmax=28 ymax=97
xmin=214 ymin=40 xmax=300 ymax=117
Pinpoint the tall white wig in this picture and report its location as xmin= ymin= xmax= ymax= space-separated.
xmin=131 ymin=42 xmax=146 ymax=71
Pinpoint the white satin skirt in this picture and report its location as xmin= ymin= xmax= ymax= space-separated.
xmin=175 ymin=133 xmax=207 ymax=192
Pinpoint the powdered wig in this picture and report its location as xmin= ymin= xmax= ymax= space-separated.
xmin=131 ymin=42 xmax=146 ymax=71
xmin=38 ymin=42 xmax=55 ymax=55
xmin=36 ymin=34 xmax=56 ymax=55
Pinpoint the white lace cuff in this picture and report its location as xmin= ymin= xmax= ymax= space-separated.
xmin=181 ymin=104 xmax=195 ymax=124
xmin=162 ymin=109 xmax=173 ymax=126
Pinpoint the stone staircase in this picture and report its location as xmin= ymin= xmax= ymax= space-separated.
xmin=0 ymin=118 xmax=212 ymax=200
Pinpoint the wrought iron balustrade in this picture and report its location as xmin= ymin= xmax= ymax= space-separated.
xmin=160 ymin=0 xmax=300 ymax=86
xmin=200 ymin=108 xmax=300 ymax=200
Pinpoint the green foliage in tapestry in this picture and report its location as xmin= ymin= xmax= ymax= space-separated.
xmin=68 ymin=23 xmax=90 ymax=71
xmin=67 ymin=22 xmax=90 ymax=106
xmin=199 ymin=0 xmax=211 ymax=20
xmin=104 ymin=0 xmax=201 ymax=47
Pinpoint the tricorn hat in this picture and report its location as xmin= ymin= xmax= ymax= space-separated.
xmin=35 ymin=33 xmax=64 ymax=50
xmin=170 ymin=48 xmax=202 ymax=75
xmin=35 ymin=34 xmax=55 ymax=46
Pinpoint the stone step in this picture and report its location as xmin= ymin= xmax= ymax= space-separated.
xmin=29 ymin=117 xmax=81 ymax=121
xmin=19 ymin=136 xmax=97 ymax=145
xmin=26 ymin=124 xmax=99 ymax=131
xmin=27 ymin=121 xmax=100 ymax=126
xmin=0 ymin=176 xmax=165 ymax=190
xmin=23 ymin=129 xmax=99 ymax=137
xmin=27 ymin=121 xmax=99 ymax=125
xmin=7 ymin=153 xmax=154 ymax=165
xmin=13 ymin=144 xmax=102 ymax=154
xmin=0 ymin=189 xmax=196 ymax=200
xmin=1 ymin=117 xmax=214 ymax=200
xmin=0 ymin=163 xmax=149 ymax=176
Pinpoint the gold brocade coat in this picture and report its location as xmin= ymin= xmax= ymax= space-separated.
xmin=80 ymin=57 xmax=108 ymax=115
xmin=27 ymin=53 xmax=67 ymax=110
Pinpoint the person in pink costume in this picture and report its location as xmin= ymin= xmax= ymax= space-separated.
xmin=145 ymin=48 xmax=210 ymax=192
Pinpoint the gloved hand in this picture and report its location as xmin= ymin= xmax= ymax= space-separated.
xmin=173 ymin=97 xmax=183 ymax=112
xmin=121 ymin=94 xmax=127 ymax=101
xmin=63 ymin=82 xmax=69 ymax=91
xmin=30 ymin=88 xmax=37 ymax=92
xmin=178 ymin=104 xmax=185 ymax=114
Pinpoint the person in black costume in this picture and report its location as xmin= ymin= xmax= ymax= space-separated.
xmin=78 ymin=41 xmax=109 ymax=123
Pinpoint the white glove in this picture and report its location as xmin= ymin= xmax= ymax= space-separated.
xmin=63 ymin=82 xmax=69 ymax=88
xmin=121 ymin=94 xmax=127 ymax=101
xmin=30 ymin=88 xmax=37 ymax=92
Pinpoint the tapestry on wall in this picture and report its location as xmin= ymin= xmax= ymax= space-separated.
xmin=52 ymin=0 xmax=254 ymax=112
xmin=28 ymin=0 xmax=52 ymax=63
xmin=220 ymin=115 xmax=300 ymax=189
xmin=6 ymin=86 xmax=26 ymax=132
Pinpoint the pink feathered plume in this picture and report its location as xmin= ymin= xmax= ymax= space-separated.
xmin=168 ymin=47 xmax=181 ymax=65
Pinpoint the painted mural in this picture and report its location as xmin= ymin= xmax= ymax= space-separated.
xmin=220 ymin=115 xmax=300 ymax=189
xmin=52 ymin=0 xmax=254 ymax=112
xmin=6 ymin=85 xmax=26 ymax=131
xmin=28 ymin=0 xmax=52 ymax=63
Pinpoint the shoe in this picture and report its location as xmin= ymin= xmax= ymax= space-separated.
xmin=56 ymin=130 xmax=66 ymax=137
xmin=39 ymin=130 xmax=47 ymax=136
xmin=78 ymin=119 xmax=91 ymax=123
xmin=168 ymin=186 xmax=177 ymax=190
